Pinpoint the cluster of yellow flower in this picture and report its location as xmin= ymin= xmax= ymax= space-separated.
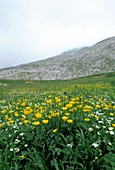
xmin=0 ymin=85 xmax=115 ymax=132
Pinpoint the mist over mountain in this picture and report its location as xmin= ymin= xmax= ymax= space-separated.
xmin=0 ymin=36 xmax=115 ymax=80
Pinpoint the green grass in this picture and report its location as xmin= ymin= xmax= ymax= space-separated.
xmin=0 ymin=71 xmax=115 ymax=97
xmin=0 ymin=72 xmax=115 ymax=169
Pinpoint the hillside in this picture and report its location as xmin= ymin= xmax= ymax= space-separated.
xmin=0 ymin=36 xmax=115 ymax=80
xmin=0 ymin=71 xmax=115 ymax=97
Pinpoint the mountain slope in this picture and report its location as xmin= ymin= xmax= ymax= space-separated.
xmin=0 ymin=36 xmax=115 ymax=80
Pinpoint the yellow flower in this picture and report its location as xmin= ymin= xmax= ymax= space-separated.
xmin=9 ymin=110 xmax=13 ymax=114
xmin=61 ymin=116 xmax=68 ymax=121
xmin=21 ymin=115 xmax=26 ymax=120
xmin=47 ymin=115 xmax=52 ymax=119
xmin=84 ymin=99 xmax=88 ymax=102
xmin=5 ymin=115 xmax=9 ymax=120
xmin=2 ymin=109 xmax=7 ymax=114
xmin=9 ymin=120 xmax=14 ymax=124
xmin=21 ymin=102 xmax=26 ymax=106
xmin=55 ymin=97 xmax=61 ymax=103
xmin=34 ymin=104 xmax=39 ymax=108
xmin=62 ymin=107 xmax=67 ymax=111
xmin=95 ymin=115 xmax=99 ymax=119
xmin=112 ymin=124 xmax=115 ymax=127
xmin=72 ymin=97 xmax=79 ymax=101
xmin=64 ymin=113 xmax=70 ymax=116
xmin=42 ymin=120 xmax=49 ymax=124
xmin=83 ymin=109 xmax=89 ymax=112
xmin=67 ymin=119 xmax=73 ymax=124
xmin=23 ymin=120 xmax=29 ymax=124
xmin=16 ymin=106 xmax=18 ymax=110
xmin=66 ymin=103 xmax=73 ymax=109
xmin=7 ymin=122 xmax=11 ymax=126
xmin=89 ymin=114 xmax=95 ymax=117
xmin=103 ymin=106 xmax=108 ymax=110
xmin=35 ymin=113 xmax=42 ymax=118
xmin=55 ymin=112 xmax=60 ymax=116
xmin=73 ymin=107 xmax=77 ymax=111
xmin=46 ymin=99 xmax=52 ymax=104
xmin=20 ymin=155 xmax=25 ymax=159
xmin=50 ymin=111 xmax=55 ymax=116
xmin=95 ymin=105 xmax=101 ymax=109
xmin=7 ymin=118 xmax=14 ymax=124
xmin=33 ymin=121 xmax=40 ymax=125
xmin=8 ymin=118 xmax=13 ymax=121
xmin=14 ymin=112 xmax=19 ymax=117
xmin=24 ymin=110 xmax=29 ymax=115
xmin=75 ymin=97 xmax=79 ymax=100
xmin=69 ymin=101 xmax=75 ymax=105
xmin=84 ymin=118 xmax=90 ymax=122
xmin=110 ymin=113 xmax=114 ymax=116
xmin=53 ymin=128 xmax=58 ymax=133
xmin=23 ymin=107 xmax=32 ymax=115
xmin=12 ymin=102 xmax=15 ymax=104
xmin=78 ymin=105 xmax=82 ymax=108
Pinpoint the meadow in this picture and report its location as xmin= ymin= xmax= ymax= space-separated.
xmin=0 ymin=72 xmax=115 ymax=170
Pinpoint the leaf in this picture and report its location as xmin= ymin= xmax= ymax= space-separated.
xmin=27 ymin=149 xmax=48 ymax=170
xmin=53 ymin=158 xmax=60 ymax=170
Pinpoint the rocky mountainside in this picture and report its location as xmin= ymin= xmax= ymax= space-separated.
xmin=0 ymin=36 xmax=115 ymax=80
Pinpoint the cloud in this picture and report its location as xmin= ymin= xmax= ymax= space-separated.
xmin=0 ymin=0 xmax=115 ymax=68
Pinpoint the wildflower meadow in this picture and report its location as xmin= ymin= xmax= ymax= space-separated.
xmin=0 ymin=80 xmax=115 ymax=169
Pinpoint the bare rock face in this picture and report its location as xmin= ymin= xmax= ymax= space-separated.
xmin=0 ymin=36 xmax=115 ymax=80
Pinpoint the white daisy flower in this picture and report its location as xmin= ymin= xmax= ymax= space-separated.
xmin=92 ymin=143 xmax=99 ymax=148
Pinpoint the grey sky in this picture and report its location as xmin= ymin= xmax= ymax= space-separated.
xmin=0 ymin=0 xmax=115 ymax=68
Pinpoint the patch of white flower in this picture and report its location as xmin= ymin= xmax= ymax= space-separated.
xmin=19 ymin=133 xmax=24 ymax=136
xmin=109 ymin=127 xmax=113 ymax=131
xmin=108 ymin=142 xmax=112 ymax=146
xmin=15 ymin=139 xmax=20 ymax=144
xmin=10 ymin=148 xmax=13 ymax=152
xmin=67 ymin=144 xmax=72 ymax=148
xmin=97 ymin=132 xmax=101 ymax=135
xmin=88 ymin=128 xmax=93 ymax=132
xmin=14 ymin=147 xmax=20 ymax=152
xmin=98 ymin=121 xmax=103 ymax=124
xmin=109 ymin=131 xmax=114 ymax=135
xmin=92 ymin=143 xmax=99 ymax=148
xmin=24 ymin=144 xmax=28 ymax=147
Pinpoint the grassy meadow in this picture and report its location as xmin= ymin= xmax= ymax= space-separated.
xmin=0 ymin=72 xmax=115 ymax=170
